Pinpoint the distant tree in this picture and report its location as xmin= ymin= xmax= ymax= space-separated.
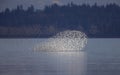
xmin=4 ymin=8 xmax=10 ymax=14
xmin=27 ymin=5 xmax=34 ymax=14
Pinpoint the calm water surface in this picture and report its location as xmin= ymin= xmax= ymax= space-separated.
xmin=0 ymin=38 xmax=120 ymax=75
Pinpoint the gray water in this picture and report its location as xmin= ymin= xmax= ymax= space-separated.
xmin=0 ymin=39 xmax=120 ymax=75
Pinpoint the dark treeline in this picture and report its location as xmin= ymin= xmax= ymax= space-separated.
xmin=0 ymin=3 xmax=120 ymax=38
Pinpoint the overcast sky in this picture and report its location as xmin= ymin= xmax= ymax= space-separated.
xmin=0 ymin=0 xmax=120 ymax=12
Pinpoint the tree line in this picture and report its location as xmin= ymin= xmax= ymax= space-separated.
xmin=0 ymin=3 xmax=120 ymax=38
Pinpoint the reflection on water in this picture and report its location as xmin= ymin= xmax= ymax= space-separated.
xmin=0 ymin=39 xmax=120 ymax=75
xmin=46 ymin=52 xmax=87 ymax=75
xmin=0 ymin=39 xmax=87 ymax=75
xmin=0 ymin=52 xmax=87 ymax=75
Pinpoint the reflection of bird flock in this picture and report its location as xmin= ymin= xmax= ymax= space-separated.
xmin=34 ymin=30 xmax=87 ymax=52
